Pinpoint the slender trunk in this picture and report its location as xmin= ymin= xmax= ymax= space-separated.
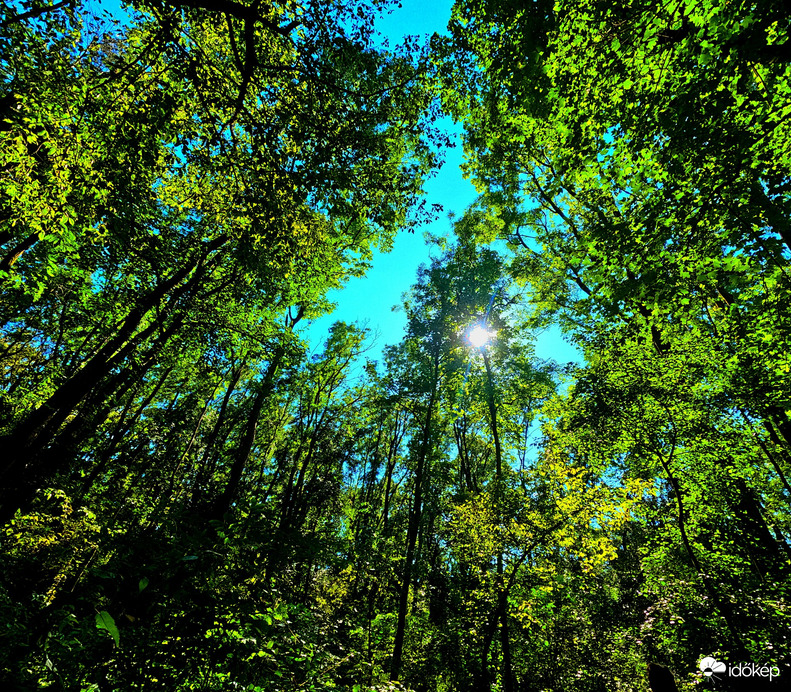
xmin=0 ymin=237 xmax=225 ymax=522
xmin=166 ymin=384 xmax=219 ymax=500
xmin=453 ymin=415 xmax=477 ymax=493
xmin=365 ymin=415 xmax=385 ymax=504
xmin=3 ymin=250 xmax=200 ymax=454
xmin=0 ymin=231 xmax=38 ymax=273
xmin=78 ymin=364 xmax=174 ymax=500
xmin=497 ymin=554 xmax=514 ymax=692
xmin=656 ymin=449 xmax=747 ymax=653
xmin=482 ymin=349 xmax=513 ymax=692
xmin=731 ymin=475 xmax=784 ymax=579
xmin=381 ymin=412 xmax=404 ymax=531
xmin=767 ymin=409 xmax=791 ymax=451
xmin=482 ymin=351 xmax=501 ymax=480
xmin=211 ymin=349 xmax=283 ymax=520
xmin=391 ymin=370 xmax=437 ymax=681
xmin=754 ymin=433 xmax=791 ymax=497
xmin=191 ymin=362 xmax=245 ymax=508
xmin=29 ymin=309 xmax=187 ymax=490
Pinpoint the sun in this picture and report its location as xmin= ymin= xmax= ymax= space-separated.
xmin=468 ymin=325 xmax=493 ymax=348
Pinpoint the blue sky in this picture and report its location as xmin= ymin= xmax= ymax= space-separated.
xmin=300 ymin=0 xmax=470 ymax=356
xmin=301 ymin=0 xmax=582 ymax=366
xmin=92 ymin=0 xmax=580 ymax=366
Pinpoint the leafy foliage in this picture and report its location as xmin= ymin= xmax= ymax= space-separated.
xmin=2 ymin=0 xmax=791 ymax=690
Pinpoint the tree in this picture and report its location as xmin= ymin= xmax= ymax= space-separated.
xmin=446 ymin=0 xmax=791 ymax=685
xmin=0 ymin=0 xmax=441 ymax=521
xmin=0 ymin=0 xmax=446 ymax=687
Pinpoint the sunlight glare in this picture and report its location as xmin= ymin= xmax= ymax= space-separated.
xmin=468 ymin=326 xmax=492 ymax=348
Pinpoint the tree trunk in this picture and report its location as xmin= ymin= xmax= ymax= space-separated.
xmin=483 ymin=349 xmax=513 ymax=692
xmin=211 ymin=349 xmax=283 ymax=520
xmin=0 ymin=236 xmax=226 ymax=523
xmin=391 ymin=364 xmax=437 ymax=681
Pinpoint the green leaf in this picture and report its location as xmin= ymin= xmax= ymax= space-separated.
xmin=138 ymin=577 xmax=149 ymax=592
xmin=95 ymin=610 xmax=120 ymax=647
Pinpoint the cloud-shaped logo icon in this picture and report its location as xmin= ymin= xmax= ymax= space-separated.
xmin=700 ymin=657 xmax=727 ymax=677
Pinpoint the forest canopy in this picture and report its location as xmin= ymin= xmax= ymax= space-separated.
xmin=1 ymin=0 xmax=790 ymax=690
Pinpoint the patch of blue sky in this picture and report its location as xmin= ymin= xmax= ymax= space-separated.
xmin=84 ymin=0 xmax=132 ymax=22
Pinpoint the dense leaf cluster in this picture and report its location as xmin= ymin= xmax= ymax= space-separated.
xmin=1 ymin=1 xmax=791 ymax=691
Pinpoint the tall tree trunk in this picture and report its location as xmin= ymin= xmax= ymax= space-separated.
xmin=191 ymin=361 xmax=245 ymax=508
xmin=211 ymin=348 xmax=283 ymax=520
xmin=483 ymin=349 xmax=513 ymax=692
xmin=77 ymin=363 xmax=174 ymax=500
xmin=391 ymin=361 xmax=438 ymax=681
xmin=381 ymin=411 xmax=404 ymax=531
xmin=0 ymin=236 xmax=225 ymax=523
